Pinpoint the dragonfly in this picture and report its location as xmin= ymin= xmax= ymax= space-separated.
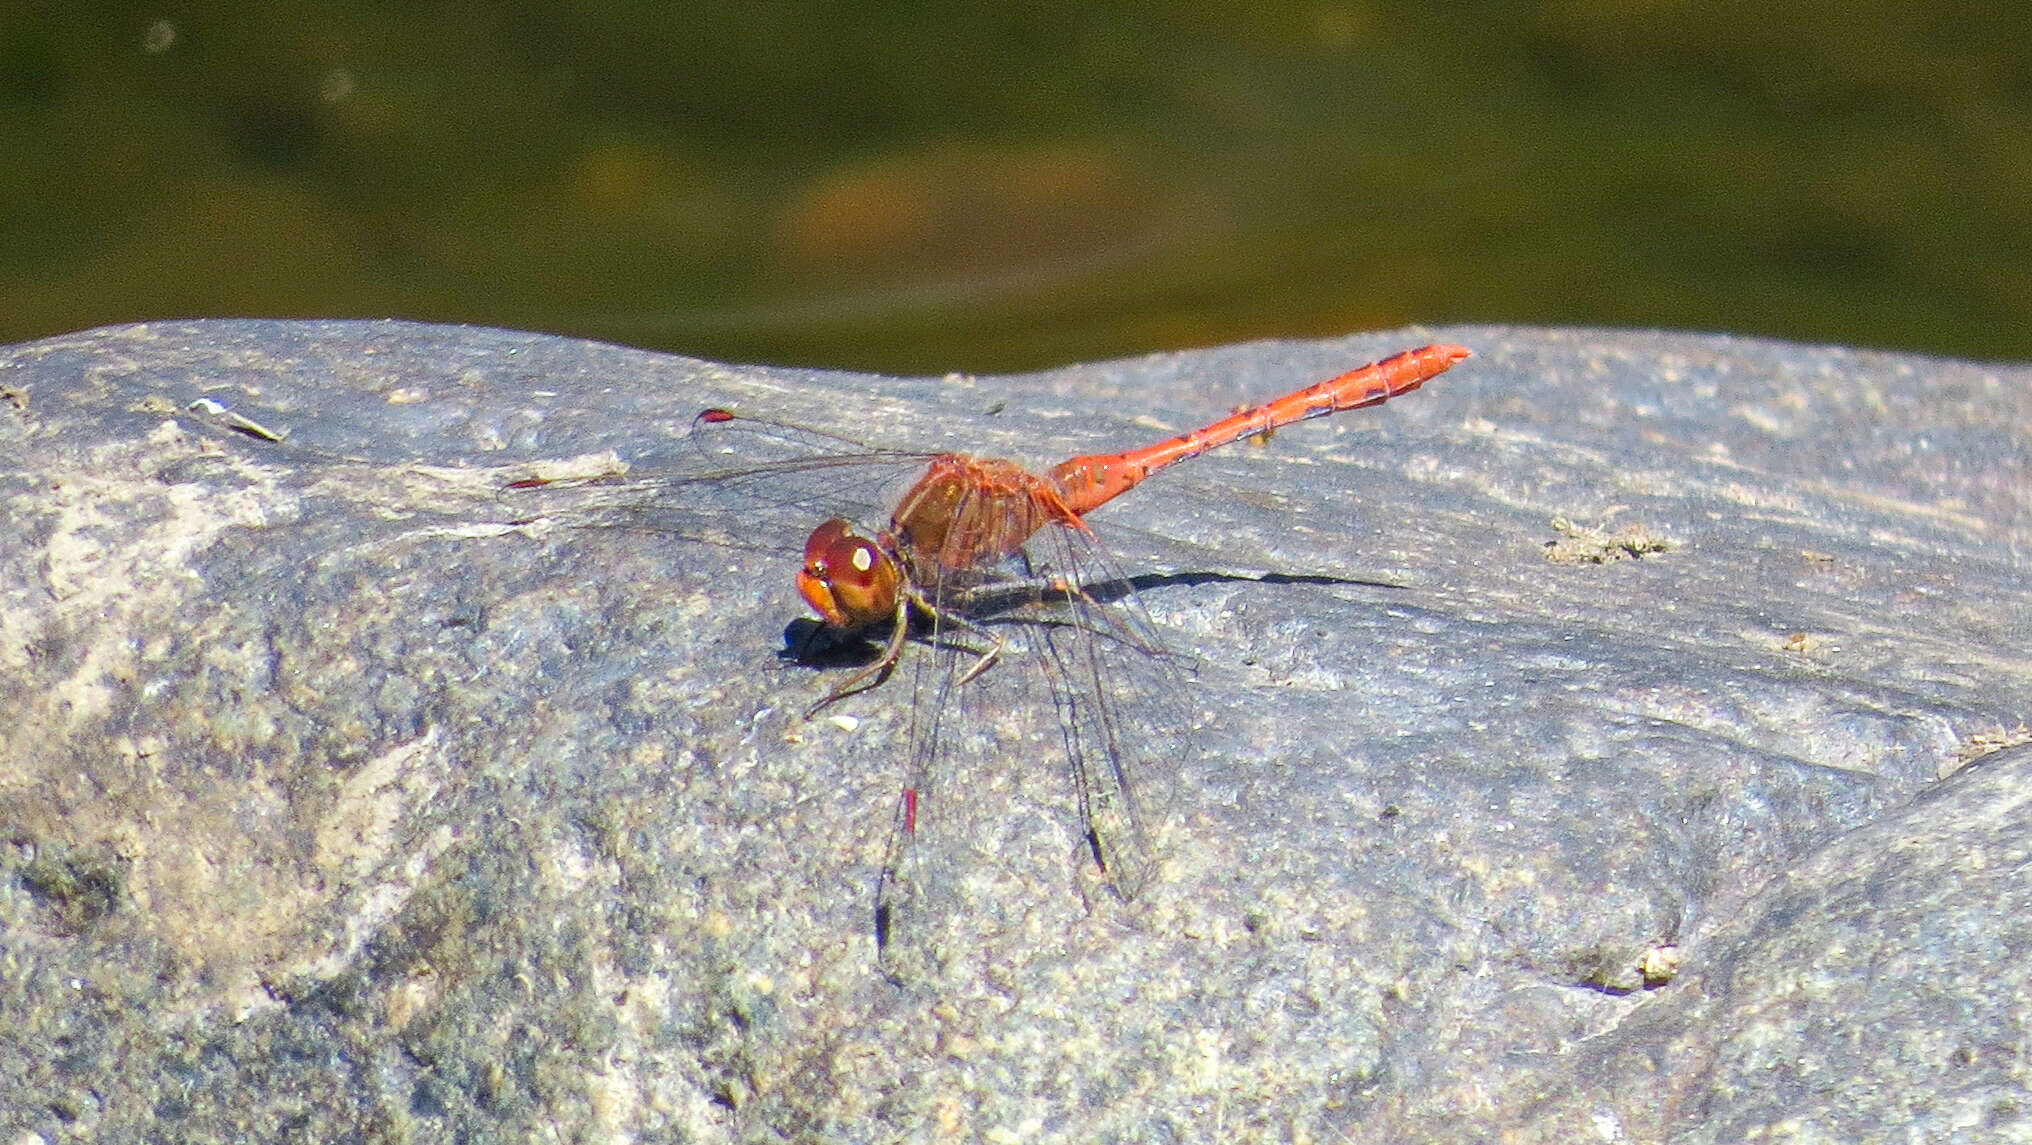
xmin=498 ymin=343 xmax=1470 ymax=980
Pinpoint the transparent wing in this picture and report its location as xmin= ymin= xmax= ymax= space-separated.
xmin=873 ymin=509 xmax=1193 ymax=985
xmin=1018 ymin=518 xmax=1190 ymax=903
xmin=490 ymin=410 xmax=942 ymax=553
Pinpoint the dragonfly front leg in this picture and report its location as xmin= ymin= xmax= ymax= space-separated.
xmin=804 ymin=593 xmax=914 ymax=718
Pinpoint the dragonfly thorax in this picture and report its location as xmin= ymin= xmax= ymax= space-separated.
xmin=887 ymin=454 xmax=1083 ymax=574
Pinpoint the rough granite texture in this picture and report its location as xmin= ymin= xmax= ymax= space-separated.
xmin=1 ymin=319 xmax=2027 ymax=1143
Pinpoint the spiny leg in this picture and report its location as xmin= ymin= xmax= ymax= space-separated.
xmin=803 ymin=594 xmax=914 ymax=717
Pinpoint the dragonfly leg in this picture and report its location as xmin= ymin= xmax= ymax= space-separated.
xmin=803 ymin=594 xmax=913 ymax=717
xmin=952 ymin=623 xmax=1005 ymax=687
xmin=910 ymin=590 xmax=1005 ymax=687
xmin=802 ymin=590 xmax=1008 ymax=718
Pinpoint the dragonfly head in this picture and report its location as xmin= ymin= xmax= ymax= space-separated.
xmin=798 ymin=518 xmax=902 ymax=631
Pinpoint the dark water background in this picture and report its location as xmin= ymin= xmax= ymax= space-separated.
xmin=4 ymin=3 xmax=2027 ymax=372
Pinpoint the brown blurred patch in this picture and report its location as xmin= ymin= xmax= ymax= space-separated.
xmin=773 ymin=144 xmax=1204 ymax=286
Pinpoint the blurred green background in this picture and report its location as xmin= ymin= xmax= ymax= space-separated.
xmin=4 ymin=2 xmax=2027 ymax=373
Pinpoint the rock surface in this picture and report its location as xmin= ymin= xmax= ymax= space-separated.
xmin=1 ymin=319 xmax=2027 ymax=1143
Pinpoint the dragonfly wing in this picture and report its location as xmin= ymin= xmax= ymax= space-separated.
xmin=872 ymin=511 xmax=1192 ymax=984
xmin=1021 ymin=522 xmax=1190 ymax=903
xmin=873 ymin=594 xmax=1004 ymax=985
xmin=493 ymin=412 xmax=940 ymax=554
xmin=872 ymin=786 xmax=932 ymax=983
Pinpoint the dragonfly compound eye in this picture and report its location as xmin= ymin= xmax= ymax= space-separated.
xmin=798 ymin=518 xmax=901 ymax=631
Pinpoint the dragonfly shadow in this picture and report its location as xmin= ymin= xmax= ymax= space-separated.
xmin=779 ymin=611 xmax=997 ymax=670
xmin=780 ymin=617 xmax=884 ymax=670
xmin=777 ymin=568 xmax=1409 ymax=667
xmin=1114 ymin=567 xmax=1412 ymax=602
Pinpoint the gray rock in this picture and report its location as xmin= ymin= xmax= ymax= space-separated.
xmin=1 ymin=319 xmax=2026 ymax=1142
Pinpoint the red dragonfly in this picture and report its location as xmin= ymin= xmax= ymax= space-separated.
xmin=511 ymin=343 xmax=1469 ymax=979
